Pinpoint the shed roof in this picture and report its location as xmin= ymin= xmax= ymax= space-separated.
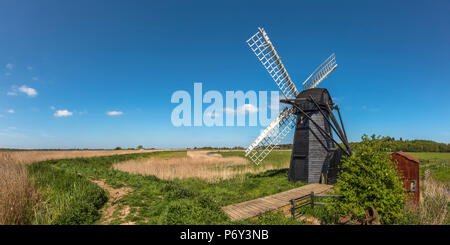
xmin=391 ymin=151 xmax=420 ymax=164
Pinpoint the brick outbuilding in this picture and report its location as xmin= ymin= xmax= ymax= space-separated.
xmin=390 ymin=151 xmax=420 ymax=206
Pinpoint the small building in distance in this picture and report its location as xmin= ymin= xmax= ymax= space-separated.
xmin=390 ymin=151 xmax=420 ymax=206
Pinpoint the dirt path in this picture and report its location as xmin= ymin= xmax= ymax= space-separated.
xmin=91 ymin=179 xmax=133 ymax=225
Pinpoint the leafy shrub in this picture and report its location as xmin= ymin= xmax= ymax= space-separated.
xmin=329 ymin=135 xmax=407 ymax=224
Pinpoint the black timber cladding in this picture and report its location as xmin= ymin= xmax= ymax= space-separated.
xmin=288 ymin=88 xmax=342 ymax=184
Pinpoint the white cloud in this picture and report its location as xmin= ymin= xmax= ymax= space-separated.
xmin=6 ymin=63 xmax=14 ymax=70
xmin=7 ymin=109 xmax=14 ymax=114
xmin=240 ymin=104 xmax=258 ymax=113
xmin=224 ymin=107 xmax=235 ymax=114
xmin=54 ymin=110 xmax=73 ymax=117
xmin=205 ymin=112 xmax=220 ymax=118
xmin=223 ymin=104 xmax=259 ymax=115
xmin=107 ymin=111 xmax=123 ymax=116
xmin=18 ymin=85 xmax=37 ymax=97
xmin=7 ymin=91 xmax=17 ymax=96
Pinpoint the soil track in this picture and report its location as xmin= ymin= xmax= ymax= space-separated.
xmin=91 ymin=179 xmax=133 ymax=225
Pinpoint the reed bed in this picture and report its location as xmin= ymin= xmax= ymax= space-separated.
xmin=113 ymin=151 xmax=288 ymax=182
xmin=415 ymin=170 xmax=449 ymax=224
xmin=0 ymin=160 xmax=39 ymax=224
xmin=0 ymin=149 xmax=163 ymax=165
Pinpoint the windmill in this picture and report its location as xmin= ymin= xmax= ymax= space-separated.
xmin=245 ymin=27 xmax=352 ymax=184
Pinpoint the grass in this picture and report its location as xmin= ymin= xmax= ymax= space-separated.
xmin=113 ymin=150 xmax=293 ymax=182
xmin=26 ymin=150 xmax=305 ymax=225
xmin=405 ymin=152 xmax=450 ymax=186
xmin=18 ymin=150 xmax=449 ymax=225
xmin=0 ymin=161 xmax=39 ymax=225
xmin=403 ymin=170 xmax=449 ymax=225
xmin=0 ymin=149 xmax=166 ymax=165
xmin=114 ymin=151 xmax=248 ymax=181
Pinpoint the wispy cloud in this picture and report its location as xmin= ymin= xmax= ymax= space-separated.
xmin=5 ymin=72 xmax=11 ymax=76
xmin=18 ymin=85 xmax=38 ymax=97
xmin=205 ymin=111 xmax=220 ymax=118
xmin=50 ymin=106 xmax=56 ymax=110
xmin=32 ymin=77 xmax=39 ymax=81
xmin=224 ymin=104 xmax=258 ymax=114
xmin=8 ymin=85 xmax=38 ymax=97
xmin=0 ymin=126 xmax=26 ymax=138
xmin=362 ymin=105 xmax=380 ymax=112
xmin=6 ymin=63 xmax=14 ymax=70
xmin=54 ymin=109 xmax=73 ymax=117
xmin=7 ymin=109 xmax=14 ymax=114
xmin=27 ymin=66 xmax=33 ymax=71
xmin=107 ymin=111 xmax=123 ymax=116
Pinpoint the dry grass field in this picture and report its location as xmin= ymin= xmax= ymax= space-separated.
xmin=0 ymin=148 xmax=165 ymax=224
xmin=1 ymin=148 xmax=447 ymax=225
xmin=113 ymin=151 xmax=288 ymax=182
xmin=0 ymin=149 xmax=165 ymax=165
xmin=0 ymin=161 xmax=39 ymax=224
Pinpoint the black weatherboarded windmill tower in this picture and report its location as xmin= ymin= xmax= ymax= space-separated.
xmin=245 ymin=28 xmax=352 ymax=184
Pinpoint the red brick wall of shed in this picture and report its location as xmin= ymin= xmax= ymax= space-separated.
xmin=391 ymin=154 xmax=420 ymax=206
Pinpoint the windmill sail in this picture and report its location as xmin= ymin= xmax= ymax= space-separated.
xmin=245 ymin=107 xmax=297 ymax=165
xmin=247 ymin=28 xmax=299 ymax=99
xmin=302 ymin=53 xmax=337 ymax=90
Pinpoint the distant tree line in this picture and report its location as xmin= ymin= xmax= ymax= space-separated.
xmin=187 ymin=146 xmax=245 ymax=150
xmin=348 ymin=135 xmax=450 ymax=153
xmin=253 ymin=136 xmax=450 ymax=152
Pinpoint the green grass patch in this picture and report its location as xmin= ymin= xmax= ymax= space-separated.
xmin=405 ymin=152 xmax=450 ymax=185
xmin=28 ymin=150 xmax=303 ymax=225
xmin=28 ymin=162 xmax=108 ymax=224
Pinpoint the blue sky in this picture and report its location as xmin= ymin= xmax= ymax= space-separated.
xmin=1 ymin=0 xmax=449 ymax=149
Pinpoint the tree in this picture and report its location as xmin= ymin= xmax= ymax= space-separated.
xmin=137 ymin=145 xmax=144 ymax=150
xmin=114 ymin=147 xmax=122 ymax=150
xmin=329 ymin=135 xmax=407 ymax=224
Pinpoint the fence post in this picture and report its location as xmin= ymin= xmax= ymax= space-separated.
xmin=290 ymin=199 xmax=294 ymax=219
xmin=311 ymin=191 xmax=314 ymax=208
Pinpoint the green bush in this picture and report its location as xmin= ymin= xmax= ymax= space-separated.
xmin=329 ymin=135 xmax=407 ymax=224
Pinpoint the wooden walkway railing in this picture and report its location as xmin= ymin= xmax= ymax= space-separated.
xmin=222 ymin=184 xmax=332 ymax=221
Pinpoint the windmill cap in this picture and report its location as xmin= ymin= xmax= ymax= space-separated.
xmin=297 ymin=88 xmax=334 ymax=104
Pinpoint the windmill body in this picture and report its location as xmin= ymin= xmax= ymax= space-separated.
xmin=286 ymin=88 xmax=341 ymax=183
xmin=245 ymin=27 xmax=352 ymax=184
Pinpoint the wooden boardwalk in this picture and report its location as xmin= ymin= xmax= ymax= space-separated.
xmin=222 ymin=184 xmax=332 ymax=221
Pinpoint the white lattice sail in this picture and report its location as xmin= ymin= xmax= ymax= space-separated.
xmin=302 ymin=53 xmax=337 ymax=90
xmin=245 ymin=107 xmax=297 ymax=165
xmin=247 ymin=28 xmax=299 ymax=99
